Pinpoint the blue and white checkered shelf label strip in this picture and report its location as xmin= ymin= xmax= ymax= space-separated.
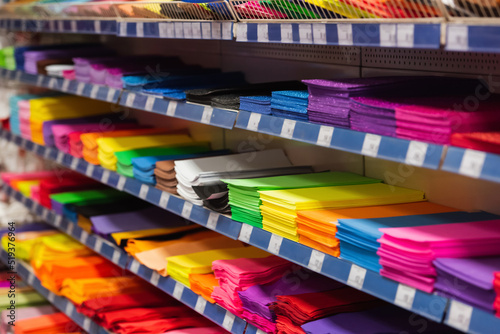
xmin=14 ymin=263 xmax=111 ymax=334
xmin=235 ymin=23 xmax=440 ymax=49
xmin=235 ymin=111 xmax=443 ymax=169
xmin=446 ymin=24 xmax=500 ymax=53
xmin=441 ymin=147 xmax=500 ymax=183
xmin=2 ymin=19 xmax=117 ymax=34
xmin=119 ymin=91 xmax=237 ymax=129
xmin=237 ymin=223 xmax=447 ymax=323
xmin=445 ymin=298 xmax=500 ymax=334
xmin=117 ymin=21 xmax=233 ymax=40
xmin=126 ymin=259 xmax=249 ymax=334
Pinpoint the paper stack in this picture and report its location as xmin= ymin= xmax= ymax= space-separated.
xmin=270 ymin=90 xmax=309 ymax=121
xmin=239 ymin=96 xmax=272 ymax=115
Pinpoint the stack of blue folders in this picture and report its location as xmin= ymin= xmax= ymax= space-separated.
xmin=271 ymin=90 xmax=309 ymax=121
xmin=239 ymin=96 xmax=272 ymax=115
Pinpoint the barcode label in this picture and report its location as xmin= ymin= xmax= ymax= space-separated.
xmin=312 ymin=23 xmax=327 ymax=44
xmin=257 ymin=24 xmax=269 ymax=42
xmin=380 ymin=24 xmax=397 ymax=47
xmin=347 ymin=264 xmax=366 ymax=289
xmin=139 ymin=185 xmax=149 ymax=199
xmin=247 ymin=113 xmax=261 ymax=131
xmin=201 ymin=107 xmax=213 ymax=124
xmin=405 ymin=141 xmax=428 ymax=166
xmin=338 ymin=24 xmax=353 ymax=45
xmin=299 ymin=24 xmax=312 ymax=44
xmin=459 ymin=149 xmax=486 ymax=178
xmin=307 ymin=250 xmax=325 ymax=272
xmin=361 ymin=134 xmax=381 ymax=157
xmin=280 ymin=119 xmax=296 ymax=139
xmin=268 ymin=234 xmax=283 ymax=254
xmin=397 ymin=24 xmax=414 ymax=48
xmin=166 ymin=101 xmax=177 ymax=116
xmin=237 ymin=23 xmax=248 ymax=42
xmin=281 ymin=24 xmax=293 ymax=43
xmin=238 ymin=224 xmax=253 ymax=243
xmin=181 ymin=201 xmax=193 ymax=219
xmin=316 ymin=126 xmax=334 ymax=147
xmin=136 ymin=22 xmax=144 ymax=37
xmin=206 ymin=212 xmax=219 ymax=230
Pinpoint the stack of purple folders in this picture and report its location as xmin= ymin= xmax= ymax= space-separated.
xmin=349 ymin=97 xmax=404 ymax=137
xmin=433 ymin=257 xmax=500 ymax=313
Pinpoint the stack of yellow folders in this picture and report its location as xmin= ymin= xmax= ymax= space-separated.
xmin=259 ymin=183 xmax=426 ymax=242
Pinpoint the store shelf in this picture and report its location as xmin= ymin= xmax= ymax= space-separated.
xmin=235 ymin=23 xmax=441 ymax=49
xmin=0 ymin=248 xmax=111 ymax=334
xmin=0 ymin=128 xmax=456 ymax=329
xmin=0 ymin=69 xmax=238 ymax=130
xmin=116 ymin=21 xmax=234 ymax=40
xmin=441 ymin=147 xmax=500 ymax=183
xmin=446 ymin=24 xmax=500 ymax=53
xmin=0 ymin=18 xmax=117 ymax=34
xmin=235 ymin=111 xmax=444 ymax=170
xmin=0 ymin=184 xmax=258 ymax=334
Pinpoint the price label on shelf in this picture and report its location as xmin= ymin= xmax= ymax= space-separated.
xmin=150 ymin=271 xmax=160 ymax=286
xmin=94 ymin=21 xmax=101 ymax=34
xmin=120 ymin=22 xmax=127 ymax=36
xmin=48 ymin=292 xmax=55 ymax=303
xmin=112 ymin=250 xmax=121 ymax=264
xmin=145 ymin=96 xmax=155 ymax=111
xmin=447 ymin=25 xmax=468 ymax=51
xmin=159 ymin=22 xmax=175 ymax=38
xmin=48 ymin=78 xmax=57 ymax=89
xmin=280 ymin=119 xmax=296 ymax=139
xmin=117 ymin=176 xmax=126 ymax=191
xmin=159 ymin=192 xmax=170 ymax=208
xmin=397 ymin=24 xmax=414 ymax=48
xmin=222 ymin=312 xmax=235 ymax=331
xmin=174 ymin=23 xmax=183 ymax=38
xmin=70 ymin=20 xmax=77 ymax=32
xmin=361 ymin=133 xmax=381 ymax=157
xmin=54 ymin=215 xmax=62 ymax=228
xmin=183 ymin=22 xmax=193 ymax=39
xmin=49 ymin=20 xmax=55 ymax=31
xmin=90 ymin=85 xmax=99 ymax=99
xmin=347 ymin=264 xmax=366 ymax=289
xmin=380 ymin=24 xmax=396 ymax=47
xmin=76 ymin=82 xmax=85 ymax=95
xmin=312 ymin=23 xmax=327 ymax=44
xmin=136 ymin=22 xmax=144 ymax=37
xmin=166 ymin=101 xmax=177 ymax=116
xmin=65 ymin=301 xmax=74 ymax=315
xmin=27 ymin=273 xmax=35 ymax=285
xmin=459 ymin=149 xmax=486 ymax=178
xmin=257 ymin=24 xmax=269 ymax=42
xmin=195 ymin=296 xmax=207 ymax=313
xmin=83 ymin=318 xmax=91 ymax=332
xmin=316 ymin=126 xmax=334 ymax=147
xmin=125 ymin=93 xmax=136 ymax=107
xmin=298 ymin=24 xmax=312 ymax=44
xmin=447 ymin=300 xmax=472 ymax=332
xmin=36 ymin=76 xmax=43 ymax=86
xmin=201 ymin=23 xmax=211 ymax=39
xmin=267 ymin=234 xmax=283 ymax=254
xmin=247 ymin=113 xmax=261 ymax=131
xmin=281 ymin=24 xmax=293 ymax=43
xmin=173 ymin=282 xmax=184 ymax=299
xmin=236 ymin=23 xmax=248 ymax=42
xmin=181 ymin=201 xmax=193 ymax=219
xmin=101 ymin=170 xmax=110 ymax=184
xmin=307 ymin=250 xmax=325 ymax=272
xmin=139 ymin=184 xmax=149 ymax=199
xmin=66 ymin=223 xmax=74 ymax=236
xmin=94 ymin=239 xmax=103 ymax=252
xmin=85 ymin=164 xmax=94 ymax=177
xmin=238 ymin=224 xmax=253 ymax=243
xmin=394 ymin=284 xmax=416 ymax=309
xmin=56 ymin=151 xmax=64 ymax=164
xmin=338 ymin=24 xmax=353 ymax=45
xmin=211 ymin=22 xmax=221 ymax=39
xmin=192 ymin=23 xmax=201 ymax=39
xmin=129 ymin=259 xmax=140 ymax=274
xmin=405 ymin=141 xmax=428 ymax=167
xmin=222 ymin=22 xmax=232 ymax=40
xmin=61 ymin=79 xmax=70 ymax=92
xmin=207 ymin=212 xmax=219 ymax=230
xmin=70 ymin=157 xmax=79 ymax=170
xmin=201 ymin=106 xmax=213 ymax=124
xmin=79 ymin=231 xmax=89 ymax=245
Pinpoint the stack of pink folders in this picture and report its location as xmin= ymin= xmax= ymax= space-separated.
xmin=377 ymin=219 xmax=500 ymax=293
xmin=18 ymin=100 xmax=32 ymax=139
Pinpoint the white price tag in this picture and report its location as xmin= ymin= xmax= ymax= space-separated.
xmin=238 ymin=224 xmax=253 ymax=243
xmin=192 ymin=23 xmax=201 ymax=39
xmin=347 ymin=264 xmax=366 ymax=289
xmin=65 ymin=302 xmax=74 ymax=315
xmin=267 ymin=234 xmax=283 ymax=254
xmin=101 ymin=170 xmax=110 ymax=183
xmin=106 ymin=88 xmax=116 ymax=102
xmin=42 ymin=209 xmax=49 ymax=220
xmin=361 ymin=133 xmax=381 ymax=157
xmin=174 ymin=22 xmax=183 ymax=38
xmin=48 ymin=292 xmax=55 ymax=303
xmin=139 ymin=184 xmax=149 ymax=199
xmin=459 ymin=149 xmax=486 ymax=178
xmin=56 ymin=151 xmax=64 ymax=164
xmin=66 ymin=223 xmax=74 ymax=235
xmin=112 ymin=249 xmax=121 ymax=264
xmin=447 ymin=25 xmax=468 ymax=51
xmin=222 ymin=312 xmax=235 ymax=331
xmin=183 ymin=22 xmax=193 ymax=39
xmin=394 ymin=284 xmax=416 ymax=309
xmin=145 ymin=96 xmax=155 ymax=111
xmin=280 ymin=119 xmax=296 ymax=139
xmin=447 ymin=300 xmax=472 ymax=332
xmin=195 ymin=296 xmax=207 ymax=313
xmin=281 ymin=24 xmax=293 ymax=43
xmin=257 ymin=24 xmax=269 ymax=42
xmin=247 ymin=113 xmax=261 ymax=131
xmin=405 ymin=141 xmax=428 ymax=167
xmin=70 ymin=20 xmax=77 ymax=32
xmin=173 ymin=282 xmax=184 ymax=299
xmin=61 ymin=79 xmax=70 ymax=92
xmin=222 ymin=22 xmax=232 ymax=40
xmin=307 ymin=249 xmax=325 ymax=272
xmin=159 ymin=192 xmax=170 ymax=208
xmin=237 ymin=23 xmax=248 ymax=42
xmin=397 ymin=24 xmax=414 ymax=48
xmin=70 ymin=157 xmax=78 ymax=170
xmin=312 ymin=23 xmax=327 ymax=44
xmin=36 ymin=76 xmax=43 ymax=86
xmin=212 ymin=22 xmax=222 ymax=39
xmin=150 ymin=271 xmax=160 ymax=286
xmin=299 ymin=24 xmax=312 ymax=44
xmin=316 ymin=126 xmax=334 ymax=147
xmin=90 ymin=85 xmax=99 ymax=99
xmin=181 ymin=201 xmax=193 ymax=219
xmin=136 ymin=22 xmax=144 ymax=37
xmin=207 ymin=212 xmax=219 ymax=230
xmin=117 ymin=176 xmax=126 ymax=191
xmin=201 ymin=22 xmax=211 ymax=39
xmin=94 ymin=238 xmax=103 ymax=252
xmin=256 ymin=330 xmax=266 ymax=334
xmin=83 ymin=318 xmax=91 ymax=332
xmin=54 ymin=215 xmax=62 ymax=227
xmin=125 ymin=93 xmax=136 ymax=107
xmin=28 ymin=273 xmax=35 ymax=285
xmin=166 ymin=101 xmax=177 ymax=116
xmin=49 ymin=78 xmax=57 ymax=89
xmin=80 ymin=231 xmax=89 ymax=245
xmin=85 ymin=164 xmax=95 ymax=177
xmin=380 ymin=24 xmax=396 ymax=47
xmin=159 ymin=22 xmax=175 ymax=38
xmin=338 ymin=23 xmax=353 ymax=45
xmin=76 ymin=82 xmax=85 ymax=95
xmin=120 ymin=22 xmax=127 ymax=36
xmin=129 ymin=259 xmax=140 ymax=273
xmin=201 ymin=106 xmax=213 ymax=124
xmin=94 ymin=20 xmax=101 ymax=34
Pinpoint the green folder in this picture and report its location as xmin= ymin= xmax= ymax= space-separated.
xmin=49 ymin=189 xmax=130 ymax=207
xmin=223 ymin=171 xmax=381 ymax=228
xmin=115 ymin=142 xmax=212 ymax=178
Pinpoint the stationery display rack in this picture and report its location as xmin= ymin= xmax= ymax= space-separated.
xmin=2 ymin=128 xmax=500 ymax=334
